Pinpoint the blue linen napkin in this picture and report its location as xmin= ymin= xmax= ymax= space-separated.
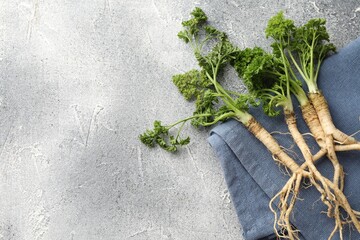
xmin=208 ymin=37 xmax=360 ymax=240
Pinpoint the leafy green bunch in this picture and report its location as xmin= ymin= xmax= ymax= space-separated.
xmin=232 ymin=11 xmax=334 ymax=118
xmin=139 ymin=8 xmax=257 ymax=152
xmin=233 ymin=47 xmax=290 ymax=116
xmin=266 ymin=12 xmax=336 ymax=93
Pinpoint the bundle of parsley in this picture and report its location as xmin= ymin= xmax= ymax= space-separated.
xmin=139 ymin=8 xmax=360 ymax=240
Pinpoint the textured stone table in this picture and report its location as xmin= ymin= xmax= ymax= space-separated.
xmin=0 ymin=0 xmax=359 ymax=239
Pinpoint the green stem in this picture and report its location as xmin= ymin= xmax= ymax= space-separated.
xmin=201 ymin=112 xmax=236 ymax=126
xmin=226 ymin=90 xmax=244 ymax=97
xmin=278 ymin=44 xmax=293 ymax=108
xmin=259 ymin=88 xmax=284 ymax=96
xmin=175 ymin=120 xmax=187 ymax=141
xmin=309 ymin=32 xmax=316 ymax=83
xmin=290 ymin=80 xmax=309 ymax=106
xmin=287 ymin=51 xmax=308 ymax=81
xmin=167 ymin=114 xmax=212 ymax=128
xmin=314 ymin=60 xmax=322 ymax=85
xmin=206 ymin=60 xmax=238 ymax=107
xmin=287 ymin=60 xmax=301 ymax=83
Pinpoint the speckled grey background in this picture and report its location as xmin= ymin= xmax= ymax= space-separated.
xmin=0 ymin=1 xmax=359 ymax=239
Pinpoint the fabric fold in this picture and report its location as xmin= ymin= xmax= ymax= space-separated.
xmin=208 ymin=133 xmax=278 ymax=240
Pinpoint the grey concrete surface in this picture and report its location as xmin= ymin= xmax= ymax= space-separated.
xmin=0 ymin=0 xmax=359 ymax=239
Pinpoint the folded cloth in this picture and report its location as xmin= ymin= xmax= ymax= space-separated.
xmin=208 ymin=37 xmax=360 ymax=240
